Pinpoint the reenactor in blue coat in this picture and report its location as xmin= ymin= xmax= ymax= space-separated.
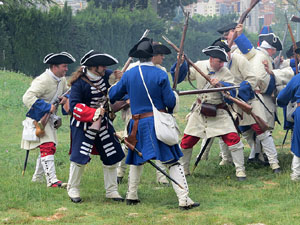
xmin=67 ymin=50 xmax=125 ymax=203
xmin=109 ymin=38 xmax=199 ymax=210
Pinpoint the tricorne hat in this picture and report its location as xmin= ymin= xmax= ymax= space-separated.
xmin=128 ymin=37 xmax=154 ymax=58
xmin=202 ymin=46 xmax=229 ymax=62
xmin=211 ymin=38 xmax=231 ymax=52
xmin=153 ymin=42 xmax=171 ymax=55
xmin=43 ymin=52 xmax=76 ymax=65
xmin=217 ymin=22 xmax=237 ymax=34
xmin=80 ymin=50 xmax=118 ymax=67
xmin=286 ymin=41 xmax=300 ymax=58
xmin=259 ymin=33 xmax=282 ymax=51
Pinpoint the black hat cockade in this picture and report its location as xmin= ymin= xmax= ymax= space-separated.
xmin=211 ymin=38 xmax=231 ymax=52
xmin=153 ymin=42 xmax=171 ymax=55
xmin=202 ymin=46 xmax=229 ymax=62
xmin=43 ymin=52 xmax=76 ymax=65
xmin=217 ymin=22 xmax=237 ymax=34
xmin=128 ymin=37 xmax=154 ymax=58
xmin=80 ymin=50 xmax=118 ymax=67
xmin=259 ymin=33 xmax=282 ymax=51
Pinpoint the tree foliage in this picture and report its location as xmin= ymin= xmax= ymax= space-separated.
xmin=0 ymin=2 xmax=253 ymax=76
xmin=86 ymin=0 xmax=197 ymax=20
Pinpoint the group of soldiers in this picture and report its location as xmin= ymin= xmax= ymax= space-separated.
xmin=20 ymin=21 xmax=300 ymax=210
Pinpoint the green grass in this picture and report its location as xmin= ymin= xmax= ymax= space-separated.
xmin=0 ymin=70 xmax=299 ymax=225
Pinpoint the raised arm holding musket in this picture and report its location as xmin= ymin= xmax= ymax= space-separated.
xmin=67 ymin=50 xmax=125 ymax=203
xmin=21 ymin=52 xmax=75 ymax=188
xmin=233 ymin=24 xmax=290 ymax=173
xmin=169 ymin=42 xmax=247 ymax=181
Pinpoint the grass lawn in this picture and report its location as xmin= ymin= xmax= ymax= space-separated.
xmin=0 ymin=70 xmax=299 ymax=225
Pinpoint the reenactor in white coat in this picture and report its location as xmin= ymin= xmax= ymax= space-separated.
xmin=233 ymin=25 xmax=294 ymax=172
xmin=21 ymin=52 xmax=75 ymax=187
xmin=171 ymin=44 xmax=247 ymax=180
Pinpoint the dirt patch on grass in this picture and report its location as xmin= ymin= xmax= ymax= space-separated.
xmin=34 ymin=207 xmax=67 ymax=221
xmin=262 ymin=181 xmax=279 ymax=189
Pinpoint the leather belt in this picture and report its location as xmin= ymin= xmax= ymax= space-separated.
xmin=216 ymin=102 xmax=227 ymax=109
xmin=126 ymin=110 xmax=166 ymax=149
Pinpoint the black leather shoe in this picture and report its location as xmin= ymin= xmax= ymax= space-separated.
xmin=179 ymin=202 xmax=200 ymax=210
xmin=117 ymin=176 xmax=123 ymax=184
xmin=111 ymin=197 xmax=125 ymax=202
xmin=126 ymin=199 xmax=140 ymax=205
xmin=237 ymin=177 xmax=247 ymax=181
xmin=70 ymin=197 xmax=82 ymax=203
xmin=273 ymin=168 xmax=281 ymax=174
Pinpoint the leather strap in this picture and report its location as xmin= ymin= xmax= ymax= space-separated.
xmin=126 ymin=110 xmax=166 ymax=149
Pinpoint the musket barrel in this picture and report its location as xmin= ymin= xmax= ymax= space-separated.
xmin=178 ymin=86 xmax=240 ymax=96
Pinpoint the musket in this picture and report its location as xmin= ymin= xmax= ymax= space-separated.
xmin=22 ymin=150 xmax=30 ymax=176
xmin=275 ymin=11 xmax=289 ymax=69
xmin=114 ymin=133 xmax=184 ymax=189
xmin=35 ymin=88 xmax=71 ymax=137
xmin=89 ymin=102 xmax=104 ymax=133
xmin=289 ymin=15 xmax=300 ymax=74
xmin=173 ymin=12 xmax=189 ymax=90
xmin=178 ymin=86 xmax=239 ymax=96
xmin=121 ymin=29 xmax=150 ymax=73
xmin=163 ymin=35 xmax=269 ymax=132
xmin=227 ymin=0 xmax=261 ymax=48
xmin=287 ymin=16 xmax=298 ymax=74
xmin=191 ymin=138 xmax=211 ymax=175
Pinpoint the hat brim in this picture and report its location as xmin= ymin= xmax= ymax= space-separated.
xmin=217 ymin=22 xmax=237 ymax=34
xmin=128 ymin=37 xmax=154 ymax=58
xmin=259 ymin=33 xmax=282 ymax=51
xmin=44 ymin=52 xmax=75 ymax=64
xmin=202 ymin=46 xmax=228 ymax=62
xmin=81 ymin=53 xmax=118 ymax=67
xmin=153 ymin=44 xmax=171 ymax=55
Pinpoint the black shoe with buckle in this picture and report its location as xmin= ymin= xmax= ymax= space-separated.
xmin=70 ymin=197 xmax=82 ymax=203
xmin=179 ymin=202 xmax=200 ymax=210
xmin=111 ymin=197 xmax=124 ymax=202
xmin=126 ymin=199 xmax=140 ymax=205
xmin=273 ymin=168 xmax=281 ymax=174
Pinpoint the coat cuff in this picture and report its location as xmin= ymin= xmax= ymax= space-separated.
xmin=26 ymin=99 xmax=51 ymax=121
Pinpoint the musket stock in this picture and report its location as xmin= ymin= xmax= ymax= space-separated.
xmin=227 ymin=0 xmax=260 ymax=48
xmin=250 ymin=112 xmax=269 ymax=132
xmin=173 ymin=13 xmax=189 ymax=89
xmin=34 ymin=88 xmax=71 ymax=137
xmin=89 ymin=115 xmax=103 ymax=133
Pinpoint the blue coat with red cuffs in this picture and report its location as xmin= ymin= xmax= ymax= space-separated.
xmin=69 ymin=70 xmax=124 ymax=165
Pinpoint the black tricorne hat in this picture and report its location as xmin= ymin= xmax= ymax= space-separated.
xmin=43 ymin=52 xmax=76 ymax=65
xmin=217 ymin=22 xmax=237 ymax=34
xmin=128 ymin=37 xmax=154 ymax=58
xmin=211 ymin=38 xmax=231 ymax=52
xmin=80 ymin=50 xmax=118 ymax=67
xmin=202 ymin=46 xmax=229 ymax=62
xmin=286 ymin=41 xmax=300 ymax=58
xmin=153 ymin=42 xmax=171 ymax=55
xmin=259 ymin=33 xmax=282 ymax=51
